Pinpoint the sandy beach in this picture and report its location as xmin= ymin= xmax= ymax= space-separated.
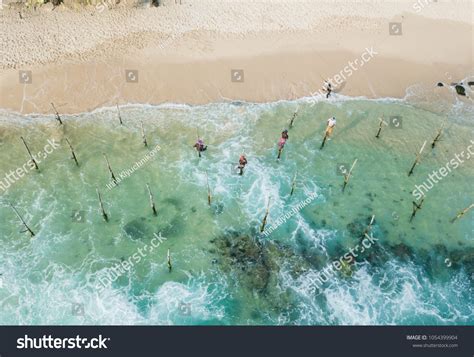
xmin=0 ymin=0 xmax=472 ymax=114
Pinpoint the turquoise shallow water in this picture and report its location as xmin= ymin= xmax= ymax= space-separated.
xmin=0 ymin=83 xmax=473 ymax=325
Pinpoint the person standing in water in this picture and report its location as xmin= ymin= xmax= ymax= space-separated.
xmin=193 ymin=138 xmax=207 ymax=157
xmin=237 ymin=154 xmax=248 ymax=175
xmin=277 ymin=130 xmax=289 ymax=159
xmin=325 ymin=117 xmax=336 ymax=138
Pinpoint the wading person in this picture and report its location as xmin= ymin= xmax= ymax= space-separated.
xmin=237 ymin=154 xmax=248 ymax=175
xmin=325 ymin=116 xmax=336 ymax=138
xmin=277 ymin=137 xmax=286 ymax=159
xmin=193 ymin=138 xmax=207 ymax=157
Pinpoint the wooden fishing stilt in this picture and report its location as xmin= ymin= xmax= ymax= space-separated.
xmin=290 ymin=171 xmax=297 ymax=196
xmin=146 ymin=183 xmax=157 ymax=216
xmin=289 ymin=108 xmax=298 ymax=128
xmin=450 ymin=203 xmax=473 ymax=223
xmin=103 ymin=153 xmax=118 ymax=185
xmin=140 ymin=121 xmax=148 ymax=147
xmin=20 ymin=136 xmax=39 ymax=170
xmin=431 ymin=126 xmax=444 ymax=149
xmin=65 ymin=138 xmax=79 ymax=166
xmin=410 ymin=197 xmax=425 ymax=222
xmin=320 ymin=132 xmax=328 ymax=149
xmin=167 ymin=249 xmax=172 ymax=272
xmin=277 ymin=146 xmax=283 ymax=160
xmin=362 ymin=215 xmax=375 ymax=238
xmin=408 ymin=141 xmax=427 ymax=176
xmin=375 ymin=117 xmax=387 ymax=138
xmin=50 ymin=102 xmax=63 ymax=125
xmin=10 ymin=203 xmax=35 ymax=237
xmin=206 ymin=172 xmax=211 ymax=206
xmin=117 ymin=104 xmax=123 ymax=125
xmin=96 ymin=187 xmax=109 ymax=222
xmin=342 ymin=159 xmax=358 ymax=193
xmin=196 ymin=129 xmax=202 ymax=158
xmin=259 ymin=199 xmax=271 ymax=233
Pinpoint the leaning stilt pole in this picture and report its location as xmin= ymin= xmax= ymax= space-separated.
xmin=65 ymin=138 xmax=79 ymax=166
xmin=277 ymin=146 xmax=283 ymax=160
xmin=290 ymin=171 xmax=297 ymax=196
xmin=362 ymin=215 xmax=375 ymax=238
xmin=10 ymin=203 xmax=35 ymax=237
xmin=408 ymin=141 xmax=427 ymax=176
xmin=410 ymin=198 xmax=425 ymax=222
xmin=206 ymin=172 xmax=211 ymax=206
xmin=167 ymin=249 xmax=172 ymax=272
xmin=20 ymin=136 xmax=39 ymax=170
xmin=140 ymin=121 xmax=148 ymax=147
xmin=259 ymin=198 xmax=271 ymax=233
xmin=375 ymin=117 xmax=387 ymax=138
xmin=96 ymin=187 xmax=109 ymax=222
xmin=51 ymin=103 xmax=63 ymax=125
xmin=146 ymin=183 xmax=157 ymax=216
xmin=431 ymin=125 xmax=444 ymax=149
xmin=320 ymin=132 xmax=328 ymax=149
xmin=117 ymin=104 xmax=123 ymax=126
xmin=289 ymin=108 xmax=298 ymax=128
xmin=103 ymin=153 xmax=118 ymax=185
xmin=342 ymin=159 xmax=358 ymax=193
xmin=451 ymin=203 xmax=473 ymax=223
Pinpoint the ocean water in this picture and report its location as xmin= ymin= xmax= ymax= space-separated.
xmin=0 ymin=82 xmax=473 ymax=325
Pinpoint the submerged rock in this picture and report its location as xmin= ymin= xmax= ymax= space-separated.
xmin=123 ymin=218 xmax=150 ymax=240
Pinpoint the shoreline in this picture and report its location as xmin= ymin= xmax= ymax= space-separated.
xmin=0 ymin=2 xmax=472 ymax=114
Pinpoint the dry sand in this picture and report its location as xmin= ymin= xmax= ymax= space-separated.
xmin=0 ymin=0 xmax=472 ymax=114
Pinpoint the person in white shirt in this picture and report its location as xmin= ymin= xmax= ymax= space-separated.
xmin=325 ymin=117 xmax=336 ymax=137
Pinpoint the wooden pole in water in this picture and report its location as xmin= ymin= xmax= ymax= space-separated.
xmin=362 ymin=215 xmax=375 ymax=238
xmin=320 ymin=131 xmax=329 ymax=149
xmin=20 ymin=137 xmax=39 ymax=170
xmin=410 ymin=197 xmax=425 ymax=222
xmin=140 ymin=121 xmax=148 ymax=147
xmin=375 ymin=117 xmax=387 ymax=138
xmin=196 ymin=129 xmax=201 ymax=158
xmin=431 ymin=125 xmax=444 ymax=149
xmin=450 ymin=203 xmax=473 ymax=223
xmin=167 ymin=249 xmax=172 ymax=272
xmin=408 ymin=141 xmax=427 ymax=176
xmin=10 ymin=203 xmax=35 ymax=237
xmin=103 ymin=153 xmax=118 ymax=185
xmin=342 ymin=159 xmax=358 ymax=193
xmin=259 ymin=198 xmax=271 ymax=233
xmin=289 ymin=108 xmax=298 ymax=128
xmin=290 ymin=171 xmax=297 ymax=196
xmin=277 ymin=145 xmax=284 ymax=160
xmin=65 ymin=138 xmax=79 ymax=166
xmin=206 ymin=171 xmax=211 ymax=206
xmin=50 ymin=102 xmax=63 ymax=125
xmin=96 ymin=187 xmax=109 ymax=222
xmin=117 ymin=104 xmax=123 ymax=125
xmin=146 ymin=183 xmax=157 ymax=216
